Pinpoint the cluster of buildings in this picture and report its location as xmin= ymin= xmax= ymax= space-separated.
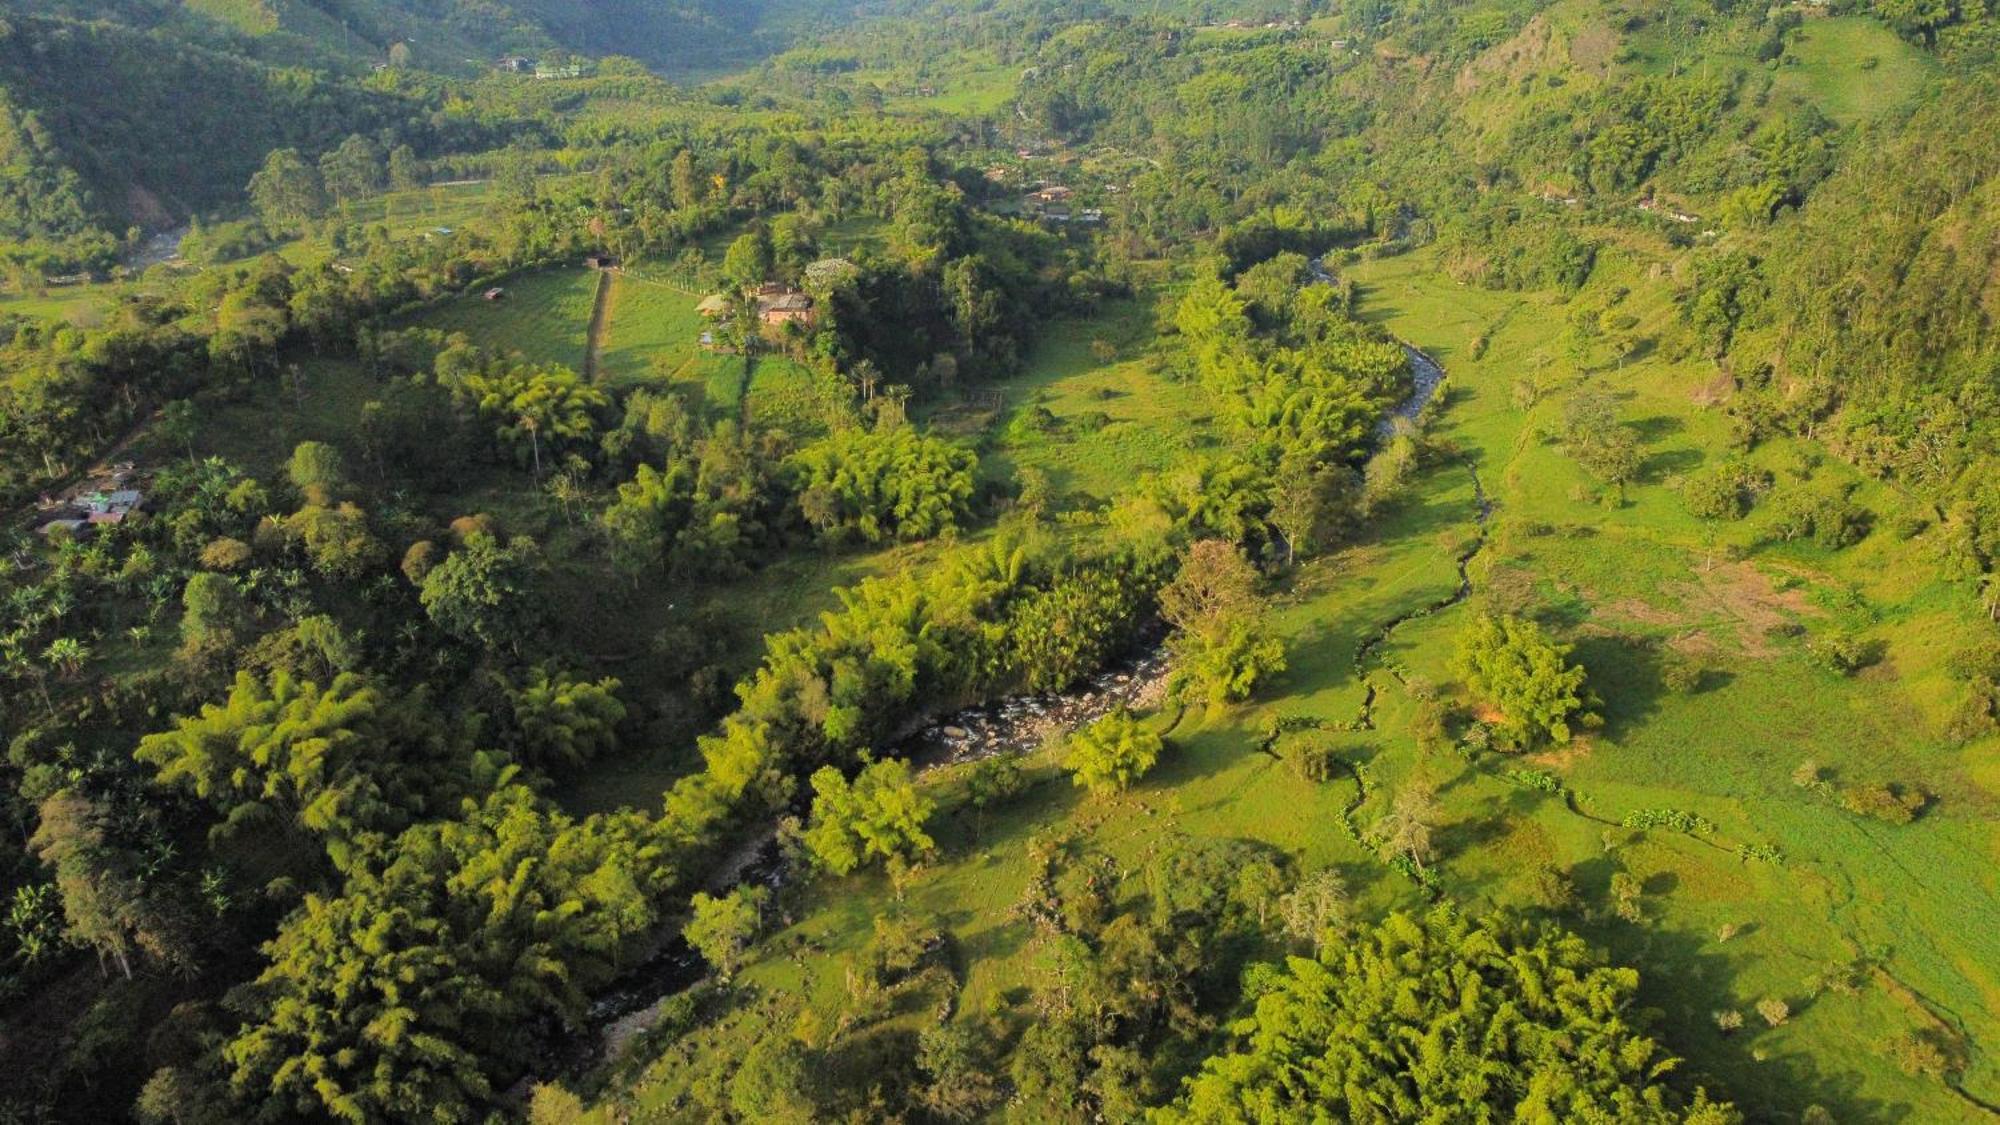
xmin=1637 ymin=197 xmax=1701 ymax=224
xmin=1019 ymin=184 xmax=1104 ymax=226
xmin=32 ymin=463 xmax=147 ymax=539
xmin=493 ymin=56 xmax=585 ymax=79
xmin=697 ymin=282 xmax=820 ymax=347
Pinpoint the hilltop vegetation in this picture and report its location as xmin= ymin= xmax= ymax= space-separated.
xmin=2 ymin=0 xmax=2000 ymax=1121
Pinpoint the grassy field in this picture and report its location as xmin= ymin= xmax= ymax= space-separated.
xmin=955 ymin=296 xmax=1208 ymax=504
xmin=408 ymin=266 xmax=599 ymax=369
xmin=1774 ymin=16 xmax=1934 ymax=126
xmin=844 ymin=50 xmax=1020 ymax=117
xmin=596 ymin=247 xmax=2000 ymax=1122
xmin=594 ymin=273 xmax=709 ymax=389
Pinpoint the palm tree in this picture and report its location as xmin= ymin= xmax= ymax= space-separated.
xmin=546 ymin=469 xmax=583 ymax=526
xmin=44 ymin=637 xmax=90 ymax=681
xmin=3 ymin=633 xmax=55 ymax=715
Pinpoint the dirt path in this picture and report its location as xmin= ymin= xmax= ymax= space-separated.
xmin=582 ymin=270 xmax=614 ymax=380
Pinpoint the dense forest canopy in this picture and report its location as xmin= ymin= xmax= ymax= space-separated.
xmin=2 ymin=0 xmax=1999 ymax=1120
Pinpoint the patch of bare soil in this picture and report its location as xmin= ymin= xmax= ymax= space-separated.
xmin=1456 ymin=15 xmax=1555 ymax=93
xmin=1685 ymin=560 xmax=1818 ymax=654
xmin=1526 ymin=736 xmax=1593 ymax=771
xmin=1666 ymin=630 xmax=1723 ymax=658
xmin=1601 ymin=561 xmax=1818 ymax=656
xmin=1567 ymin=23 xmax=1619 ymax=74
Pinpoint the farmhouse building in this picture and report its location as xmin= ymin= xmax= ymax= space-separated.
xmin=758 ymin=290 xmax=816 ymax=328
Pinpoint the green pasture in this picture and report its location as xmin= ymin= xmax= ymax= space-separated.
xmin=968 ymin=298 xmax=1206 ymax=504
xmin=1340 ymin=247 xmax=2000 ymax=1119
xmin=602 ymin=247 xmax=2000 ymax=1123
xmin=593 ymin=273 xmax=709 ymax=388
xmin=409 ymin=266 xmax=599 ymax=370
xmin=1774 ymin=17 xmax=1933 ymax=126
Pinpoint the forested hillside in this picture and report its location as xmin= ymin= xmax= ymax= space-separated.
xmin=0 ymin=0 xmax=841 ymax=271
xmin=3 ymin=0 xmax=2000 ymax=1121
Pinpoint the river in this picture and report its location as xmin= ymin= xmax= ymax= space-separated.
xmin=124 ymin=225 xmax=188 ymax=271
xmin=553 ymin=291 xmax=1454 ymax=1076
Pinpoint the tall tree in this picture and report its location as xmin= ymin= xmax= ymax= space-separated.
xmin=683 ymin=884 xmax=767 ymax=982
xmin=247 ymin=149 xmax=325 ymax=232
xmin=30 ymin=791 xmax=188 ymax=980
xmin=319 ymin=135 xmax=384 ymax=207
xmin=1160 ymin=539 xmax=1286 ymax=707
xmin=801 ymin=758 xmax=935 ymax=875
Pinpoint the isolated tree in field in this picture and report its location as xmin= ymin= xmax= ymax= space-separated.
xmin=1373 ymin=777 xmax=1440 ymax=874
xmin=1066 ymin=707 xmax=1164 ymax=796
xmin=1561 ymin=389 xmax=1642 ymax=498
xmin=1453 ymin=612 xmax=1593 ymax=748
xmin=683 ymin=884 xmax=767 ymax=982
xmin=965 ymin=751 xmax=1028 ymax=839
xmin=1271 ymin=455 xmax=1363 ymax=563
xmin=1161 ymin=539 xmax=1286 ymax=707
xmin=1161 ymin=909 xmax=1740 ymax=1123
xmin=1682 ymin=460 xmax=1761 ymax=521
xmin=247 ymin=148 xmax=326 ymax=231
xmin=802 ymin=758 xmax=936 ymax=875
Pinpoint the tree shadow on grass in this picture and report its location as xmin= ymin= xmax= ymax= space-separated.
xmin=1629 ymin=414 xmax=1685 ymax=443
xmin=949 ymin=915 xmax=1029 ymax=979
xmin=1642 ymin=446 xmax=1706 ymax=484
xmin=1583 ymin=920 xmax=1919 ymax=1122
xmin=1569 ymin=631 xmax=1666 ymax=741
xmin=1159 ymin=740 xmax=1289 ymax=818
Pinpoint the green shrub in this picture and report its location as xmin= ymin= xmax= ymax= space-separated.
xmin=1682 ymin=461 xmax=1765 ymax=521
xmin=1622 ymin=808 xmax=1717 ymax=835
xmin=1768 ymin=485 xmax=1871 ymax=548
xmin=1281 ymin=733 xmax=1340 ymax=783
xmin=1661 ymin=653 xmax=1706 ymax=693
xmin=1839 ymin=782 xmax=1930 ymax=824
xmin=1808 ymin=631 xmax=1883 ymax=675
xmin=1066 ymin=707 xmax=1164 ymax=796
xmin=1452 ymin=613 xmax=1595 ymax=749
